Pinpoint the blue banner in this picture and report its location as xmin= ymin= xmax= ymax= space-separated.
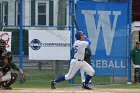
xmin=76 ymin=1 xmax=128 ymax=76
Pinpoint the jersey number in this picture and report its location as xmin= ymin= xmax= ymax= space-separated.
xmin=75 ymin=46 xmax=78 ymax=53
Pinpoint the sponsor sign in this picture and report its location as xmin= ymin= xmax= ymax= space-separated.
xmin=76 ymin=1 xmax=128 ymax=76
xmin=29 ymin=30 xmax=70 ymax=60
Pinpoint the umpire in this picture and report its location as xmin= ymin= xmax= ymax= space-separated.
xmin=131 ymin=41 xmax=140 ymax=84
xmin=84 ymin=48 xmax=91 ymax=65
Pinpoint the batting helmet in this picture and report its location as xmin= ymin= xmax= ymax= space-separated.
xmin=136 ymin=41 xmax=140 ymax=45
xmin=75 ymin=31 xmax=84 ymax=40
xmin=1 ymin=51 xmax=13 ymax=62
xmin=0 ymin=39 xmax=6 ymax=49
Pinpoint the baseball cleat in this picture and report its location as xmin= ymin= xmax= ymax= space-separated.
xmin=82 ymin=85 xmax=92 ymax=90
xmin=5 ymin=86 xmax=12 ymax=90
xmin=50 ymin=80 xmax=56 ymax=89
xmin=2 ymin=86 xmax=12 ymax=90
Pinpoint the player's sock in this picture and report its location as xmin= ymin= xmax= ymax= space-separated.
xmin=84 ymin=75 xmax=92 ymax=86
xmin=54 ymin=75 xmax=65 ymax=83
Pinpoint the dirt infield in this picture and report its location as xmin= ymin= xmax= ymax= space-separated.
xmin=0 ymin=88 xmax=140 ymax=93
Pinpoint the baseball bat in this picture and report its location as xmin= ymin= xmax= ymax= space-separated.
xmin=72 ymin=15 xmax=80 ymax=31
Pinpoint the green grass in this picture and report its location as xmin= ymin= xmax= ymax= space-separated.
xmin=12 ymin=81 xmax=70 ymax=88
xmin=11 ymin=70 xmax=140 ymax=89
xmin=12 ymin=70 xmax=70 ymax=88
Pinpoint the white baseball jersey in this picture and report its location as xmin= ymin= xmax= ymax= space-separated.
xmin=73 ymin=40 xmax=89 ymax=60
xmin=64 ymin=40 xmax=95 ymax=80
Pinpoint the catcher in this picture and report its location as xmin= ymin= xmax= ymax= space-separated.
xmin=0 ymin=51 xmax=25 ymax=90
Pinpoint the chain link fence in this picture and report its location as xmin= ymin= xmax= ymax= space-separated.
xmin=0 ymin=0 xmax=136 ymax=87
xmin=0 ymin=0 xmax=69 ymax=86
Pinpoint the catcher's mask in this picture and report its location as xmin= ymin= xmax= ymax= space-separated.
xmin=0 ymin=39 xmax=6 ymax=50
xmin=1 ymin=51 xmax=13 ymax=62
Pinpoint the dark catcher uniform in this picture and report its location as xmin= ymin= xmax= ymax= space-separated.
xmin=84 ymin=48 xmax=91 ymax=65
xmin=0 ymin=51 xmax=25 ymax=90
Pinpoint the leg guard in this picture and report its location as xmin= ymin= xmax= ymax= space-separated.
xmin=134 ymin=68 xmax=140 ymax=83
xmin=0 ymin=81 xmax=3 ymax=87
xmin=6 ymin=73 xmax=18 ymax=87
xmin=1 ymin=81 xmax=12 ymax=90
xmin=0 ymin=73 xmax=18 ymax=89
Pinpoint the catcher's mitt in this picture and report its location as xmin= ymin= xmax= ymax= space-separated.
xmin=19 ymin=73 xmax=26 ymax=84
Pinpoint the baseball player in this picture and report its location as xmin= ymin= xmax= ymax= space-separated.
xmin=0 ymin=51 xmax=25 ymax=90
xmin=131 ymin=41 xmax=140 ymax=84
xmin=80 ymin=47 xmax=92 ymax=87
xmin=51 ymin=31 xmax=95 ymax=90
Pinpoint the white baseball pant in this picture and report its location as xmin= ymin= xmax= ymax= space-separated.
xmin=65 ymin=59 xmax=95 ymax=80
xmin=0 ymin=71 xmax=11 ymax=82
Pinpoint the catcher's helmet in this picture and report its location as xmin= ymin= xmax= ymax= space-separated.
xmin=0 ymin=39 xmax=6 ymax=49
xmin=1 ymin=51 xmax=13 ymax=62
xmin=75 ymin=31 xmax=84 ymax=40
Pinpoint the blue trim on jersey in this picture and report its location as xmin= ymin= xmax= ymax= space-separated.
xmin=85 ymin=37 xmax=91 ymax=45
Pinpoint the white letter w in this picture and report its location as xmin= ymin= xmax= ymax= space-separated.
xmin=82 ymin=10 xmax=121 ymax=55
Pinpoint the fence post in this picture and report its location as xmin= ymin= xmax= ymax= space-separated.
xmin=127 ymin=0 xmax=132 ymax=84
xmin=19 ymin=0 xmax=23 ymax=68
xmin=69 ymin=0 xmax=75 ymax=84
